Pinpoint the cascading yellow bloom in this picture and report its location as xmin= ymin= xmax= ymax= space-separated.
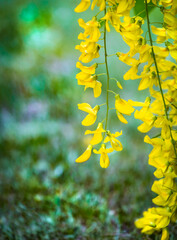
xmin=76 ymin=62 xmax=102 ymax=97
xmin=135 ymin=207 xmax=171 ymax=236
xmin=151 ymin=177 xmax=177 ymax=207
xmin=75 ymin=0 xmax=177 ymax=238
xmin=75 ymin=144 xmax=92 ymax=163
xmin=78 ymin=17 xmax=101 ymax=42
xmin=85 ymin=122 xmax=105 ymax=145
xmin=75 ymin=0 xmax=91 ymax=13
xmin=76 ymin=62 xmax=97 ymax=74
xmin=78 ymin=103 xmax=99 ymax=126
xmin=134 ymin=99 xmax=156 ymax=133
xmin=93 ymin=144 xmax=113 ymax=168
xmin=75 ymin=41 xmax=100 ymax=63
xmin=91 ymin=0 xmax=106 ymax=11
xmin=115 ymin=94 xmax=134 ymax=115
xmin=104 ymin=130 xmax=123 ymax=151
xmin=101 ymin=10 xmax=121 ymax=32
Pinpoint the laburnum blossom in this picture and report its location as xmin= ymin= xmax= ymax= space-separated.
xmin=74 ymin=0 xmax=91 ymax=13
xmin=115 ymin=94 xmax=134 ymax=115
xmin=76 ymin=62 xmax=102 ymax=97
xmin=135 ymin=207 xmax=171 ymax=238
xmin=151 ymin=177 xmax=177 ymax=207
xmin=91 ymin=0 xmax=106 ymax=11
xmin=116 ymin=0 xmax=135 ymax=16
xmin=117 ymin=98 xmax=145 ymax=124
xmin=75 ymin=16 xmax=101 ymax=63
xmin=115 ymin=94 xmax=135 ymax=124
xmin=93 ymin=144 xmax=113 ymax=168
xmin=101 ymin=10 xmax=121 ymax=32
xmin=85 ymin=122 xmax=105 ymax=145
xmin=78 ymin=17 xmax=101 ymax=42
xmin=75 ymin=0 xmax=177 ymax=238
xmin=144 ymin=135 xmax=177 ymax=179
xmin=104 ymin=130 xmax=123 ymax=151
xmin=119 ymin=16 xmax=144 ymax=48
xmin=78 ymin=103 xmax=99 ymax=126
xmin=75 ymin=144 xmax=92 ymax=163
xmin=138 ymin=66 xmax=159 ymax=91
xmin=75 ymin=41 xmax=100 ymax=63
xmin=134 ymin=97 xmax=157 ymax=133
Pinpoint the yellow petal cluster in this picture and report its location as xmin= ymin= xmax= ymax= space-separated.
xmin=75 ymin=0 xmax=91 ymax=13
xmin=78 ymin=103 xmax=100 ymax=126
xmin=75 ymin=0 xmax=124 ymax=168
xmin=75 ymin=144 xmax=92 ymax=163
xmin=85 ymin=122 xmax=105 ymax=145
xmin=93 ymin=144 xmax=113 ymax=168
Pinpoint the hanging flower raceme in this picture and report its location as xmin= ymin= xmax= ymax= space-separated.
xmin=131 ymin=1 xmax=177 ymax=239
xmin=75 ymin=0 xmax=177 ymax=239
xmin=74 ymin=0 xmax=128 ymax=168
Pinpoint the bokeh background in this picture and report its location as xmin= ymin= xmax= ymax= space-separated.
xmin=0 ymin=0 xmax=169 ymax=239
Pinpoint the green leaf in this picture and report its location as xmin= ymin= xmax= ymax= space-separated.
xmin=134 ymin=0 xmax=155 ymax=18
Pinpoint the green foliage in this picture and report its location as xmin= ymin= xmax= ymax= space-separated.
xmin=133 ymin=0 xmax=155 ymax=18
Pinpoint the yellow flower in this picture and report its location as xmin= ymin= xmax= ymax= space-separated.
xmin=128 ymin=99 xmax=146 ymax=107
xmin=78 ymin=103 xmax=99 ymax=126
xmin=75 ymin=144 xmax=92 ymax=163
xmin=151 ymin=26 xmax=167 ymax=43
xmin=93 ymin=144 xmax=113 ymax=168
xmin=118 ymin=52 xmax=139 ymax=66
xmin=168 ymin=44 xmax=177 ymax=62
xmin=135 ymin=207 xmax=171 ymax=235
xmin=138 ymin=66 xmax=158 ymax=91
xmin=78 ymin=17 xmax=101 ymax=42
xmin=119 ymin=16 xmax=143 ymax=48
xmin=75 ymin=41 xmax=100 ymax=63
xmin=101 ymin=10 xmax=121 ymax=32
xmin=161 ymin=228 xmax=169 ymax=240
xmin=85 ymin=122 xmax=105 ymax=145
xmin=91 ymin=0 xmax=106 ymax=11
xmin=116 ymin=111 xmax=128 ymax=124
xmin=76 ymin=71 xmax=102 ymax=98
xmin=76 ymin=62 xmax=97 ymax=74
xmin=84 ymin=80 xmax=102 ymax=98
xmin=115 ymin=94 xmax=134 ymax=115
xmin=116 ymin=0 xmax=135 ymax=16
xmin=151 ymin=177 xmax=177 ymax=207
xmin=164 ymin=12 xmax=177 ymax=28
xmin=123 ymin=65 xmax=140 ymax=80
xmin=75 ymin=0 xmax=91 ymax=13
xmin=153 ymin=46 xmax=169 ymax=58
xmin=104 ymin=130 xmax=123 ymax=151
xmin=134 ymin=97 xmax=156 ymax=133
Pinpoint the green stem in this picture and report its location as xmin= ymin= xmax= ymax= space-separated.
xmin=107 ymin=89 xmax=116 ymax=95
xmin=97 ymin=73 xmax=106 ymax=76
xmin=107 ymin=53 xmax=117 ymax=57
xmin=103 ymin=4 xmax=110 ymax=138
xmin=145 ymin=0 xmax=177 ymax=159
xmin=99 ymin=103 xmax=106 ymax=107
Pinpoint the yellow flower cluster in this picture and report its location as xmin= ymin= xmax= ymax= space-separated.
xmin=112 ymin=1 xmax=177 ymax=239
xmin=75 ymin=0 xmax=177 ymax=238
xmin=74 ymin=0 xmax=139 ymax=168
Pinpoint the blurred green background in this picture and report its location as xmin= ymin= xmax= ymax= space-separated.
xmin=0 ymin=1 xmax=169 ymax=239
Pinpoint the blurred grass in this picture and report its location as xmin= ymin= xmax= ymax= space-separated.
xmin=0 ymin=1 xmax=176 ymax=239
